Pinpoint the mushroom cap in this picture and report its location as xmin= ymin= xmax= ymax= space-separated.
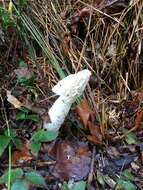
xmin=52 ymin=69 xmax=91 ymax=98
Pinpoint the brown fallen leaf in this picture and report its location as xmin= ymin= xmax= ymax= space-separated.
xmin=76 ymin=98 xmax=102 ymax=144
xmin=134 ymin=110 xmax=143 ymax=130
xmin=119 ymin=109 xmax=143 ymax=139
xmin=12 ymin=141 xmax=33 ymax=164
xmin=87 ymin=121 xmax=102 ymax=144
xmin=76 ymin=99 xmax=93 ymax=128
xmin=48 ymin=140 xmax=91 ymax=181
xmin=61 ymin=33 xmax=72 ymax=56
xmin=7 ymin=90 xmax=23 ymax=109
xmin=7 ymin=90 xmax=46 ymax=116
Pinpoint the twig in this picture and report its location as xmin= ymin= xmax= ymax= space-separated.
xmin=87 ymin=146 xmax=96 ymax=189
xmin=1 ymin=160 xmax=56 ymax=168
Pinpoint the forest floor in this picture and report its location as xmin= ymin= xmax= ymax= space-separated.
xmin=0 ymin=1 xmax=143 ymax=190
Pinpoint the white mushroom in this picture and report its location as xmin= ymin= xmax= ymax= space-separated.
xmin=44 ymin=69 xmax=91 ymax=131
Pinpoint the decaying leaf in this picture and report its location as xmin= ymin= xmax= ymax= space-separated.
xmin=100 ymin=0 xmax=130 ymax=14
xmin=7 ymin=90 xmax=46 ymax=116
xmin=76 ymin=99 xmax=92 ymax=128
xmin=61 ymin=33 xmax=72 ymax=56
xmin=87 ymin=121 xmax=102 ymax=144
xmin=66 ymin=0 xmax=129 ymax=38
xmin=76 ymin=99 xmax=102 ymax=144
xmin=12 ymin=141 xmax=33 ymax=164
xmin=134 ymin=110 xmax=143 ymax=130
xmin=122 ymin=109 xmax=143 ymax=138
xmin=48 ymin=140 xmax=91 ymax=181
xmin=7 ymin=90 xmax=23 ymax=109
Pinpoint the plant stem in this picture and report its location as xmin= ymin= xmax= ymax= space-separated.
xmin=0 ymin=95 xmax=12 ymax=190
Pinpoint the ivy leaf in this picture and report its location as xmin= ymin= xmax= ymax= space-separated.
xmin=25 ymin=171 xmax=46 ymax=187
xmin=11 ymin=179 xmax=29 ymax=190
xmin=32 ymin=130 xmax=58 ymax=143
xmin=31 ymin=130 xmax=58 ymax=155
xmin=0 ymin=135 xmax=11 ymax=157
xmin=0 ymin=168 xmax=23 ymax=184
xmin=30 ymin=141 xmax=41 ymax=155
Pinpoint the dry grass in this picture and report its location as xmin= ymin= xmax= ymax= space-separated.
xmin=16 ymin=0 xmax=142 ymax=101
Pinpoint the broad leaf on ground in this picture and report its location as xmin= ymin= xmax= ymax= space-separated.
xmin=0 ymin=135 xmax=11 ymax=157
xmin=11 ymin=179 xmax=29 ymax=190
xmin=116 ymin=179 xmax=137 ymax=190
xmin=48 ymin=140 xmax=91 ymax=181
xmin=31 ymin=130 xmax=58 ymax=142
xmin=0 ymin=168 xmax=23 ymax=184
xmin=25 ymin=171 xmax=46 ymax=187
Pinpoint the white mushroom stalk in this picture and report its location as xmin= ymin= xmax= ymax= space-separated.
xmin=44 ymin=69 xmax=91 ymax=132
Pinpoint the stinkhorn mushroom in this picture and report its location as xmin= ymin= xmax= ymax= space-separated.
xmin=43 ymin=69 xmax=91 ymax=132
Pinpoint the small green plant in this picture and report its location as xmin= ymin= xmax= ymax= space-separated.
xmin=62 ymin=181 xmax=86 ymax=190
xmin=0 ymin=129 xmax=22 ymax=157
xmin=16 ymin=111 xmax=40 ymax=122
xmin=115 ymin=170 xmax=137 ymax=190
xmin=0 ymin=5 xmax=15 ymax=29
xmin=16 ymin=60 xmax=35 ymax=88
xmin=125 ymin=133 xmax=138 ymax=145
xmin=0 ymin=168 xmax=46 ymax=190
xmin=30 ymin=129 xmax=58 ymax=155
xmin=16 ymin=107 xmax=40 ymax=123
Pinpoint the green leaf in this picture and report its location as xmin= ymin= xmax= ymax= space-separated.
xmin=0 ymin=6 xmax=15 ymax=29
xmin=20 ymin=106 xmax=30 ymax=113
xmin=30 ymin=130 xmax=58 ymax=155
xmin=72 ymin=181 xmax=86 ymax=190
xmin=122 ymin=170 xmax=135 ymax=181
xmin=4 ymin=128 xmax=16 ymax=138
xmin=18 ymin=0 xmax=28 ymax=6
xmin=0 ymin=135 xmax=11 ymax=157
xmin=18 ymin=76 xmax=34 ymax=87
xmin=25 ymin=171 xmax=46 ymax=187
xmin=12 ymin=138 xmax=23 ymax=149
xmin=62 ymin=182 xmax=70 ymax=190
xmin=0 ymin=168 xmax=23 ymax=184
xmin=11 ymin=179 xmax=29 ymax=190
xmin=32 ymin=130 xmax=58 ymax=143
xmin=26 ymin=114 xmax=40 ymax=122
xmin=16 ymin=111 xmax=27 ymax=120
xmin=126 ymin=133 xmax=138 ymax=145
xmin=116 ymin=180 xmax=137 ymax=190
xmin=30 ymin=141 xmax=41 ymax=155
xmin=62 ymin=181 xmax=86 ymax=190
xmin=16 ymin=111 xmax=39 ymax=122
xmin=19 ymin=60 xmax=28 ymax=68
